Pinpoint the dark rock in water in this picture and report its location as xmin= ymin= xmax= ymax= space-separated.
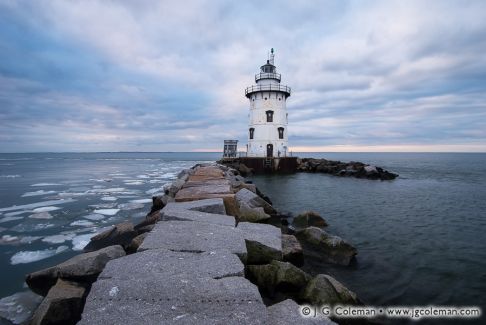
xmin=135 ymin=224 xmax=154 ymax=235
xmin=295 ymin=227 xmax=357 ymax=266
xmin=256 ymin=187 xmax=273 ymax=205
xmin=238 ymin=163 xmax=253 ymax=177
xmin=292 ymin=211 xmax=328 ymax=228
xmin=26 ymin=245 xmax=125 ymax=296
xmin=297 ymin=158 xmax=398 ymax=180
xmin=149 ymin=195 xmax=165 ymax=214
xmin=30 ymin=279 xmax=85 ymax=325
xmin=84 ymin=222 xmax=136 ymax=252
xmin=134 ymin=210 xmax=161 ymax=231
xmin=236 ymin=188 xmax=276 ymax=215
xmin=267 ymin=299 xmax=337 ymax=325
xmin=301 ymin=274 xmax=360 ymax=306
xmin=247 ymin=260 xmax=311 ymax=296
xmin=125 ymin=233 xmax=148 ymax=254
xmin=282 ymin=234 xmax=304 ymax=266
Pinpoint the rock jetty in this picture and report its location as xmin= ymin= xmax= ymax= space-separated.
xmin=25 ymin=164 xmax=363 ymax=324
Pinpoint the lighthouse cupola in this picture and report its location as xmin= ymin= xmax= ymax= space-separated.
xmin=245 ymin=49 xmax=291 ymax=158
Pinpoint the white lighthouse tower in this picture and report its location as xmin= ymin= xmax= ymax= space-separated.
xmin=245 ymin=49 xmax=291 ymax=158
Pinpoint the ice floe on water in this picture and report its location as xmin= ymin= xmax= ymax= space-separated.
xmin=83 ymin=214 xmax=105 ymax=221
xmin=0 ymin=174 xmax=21 ymax=178
xmin=21 ymin=190 xmax=57 ymax=197
xmin=31 ymin=206 xmax=60 ymax=213
xmin=101 ymin=196 xmax=117 ymax=201
xmin=70 ymin=220 xmax=94 ymax=227
xmin=0 ymin=216 xmax=23 ymax=224
xmin=10 ymin=246 xmax=69 ymax=265
xmin=4 ymin=210 xmax=29 ymax=217
xmin=130 ymin=198 xmax=152 ymax=204
xmin=93 ymin=209 xmax=119 ymax=216
xmin=136 ymin=175 xmax=150 ymax=179
xmin=30 ymin=183 xmax=62 ymax=187
xmin=124 ymin=181 xmax=145 ymax=185
xmin=1 ymin=235 xmax=19 ymax=243
xmin=146 ymin=187 xmax=165 ymax=195
xmin=0 ymin=291 xmax=43 ymax=325
xmin=0 ymin=199 xmax=75 ymax=213
xmin=71 ymin=233 xmax=96 ymax=251
xmin=28 ymin=212 xmax=53 ymax=219
xmin=10 ymin=222 xmax=55 ymax=233
xmin=117 ymin=202 xmax=144 ymax=210
xmin=42 ymin=234 xmax=75 ymax=244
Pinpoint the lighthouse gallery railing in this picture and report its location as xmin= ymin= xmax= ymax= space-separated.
xmin=245 ymin=84 xmax=291 ymax=97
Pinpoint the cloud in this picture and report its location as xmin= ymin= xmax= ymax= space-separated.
xmin=0 ymin=0 xmax=485 ymax=152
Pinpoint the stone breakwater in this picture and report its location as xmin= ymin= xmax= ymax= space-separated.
xmin=221 ymin=157 xmax=398 ymax=180
xmin=24 ymin=164 xmax=363 ymax=325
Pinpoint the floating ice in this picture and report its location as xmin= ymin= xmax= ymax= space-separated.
xmin=4 ymin=210 xmax=29 ymax=217
xmin=19 ymin=236 xmax=41 ymax=244
xmin=21 ymin=190 xmax=57 ymax=197
xmin=42 ymin=234 xmax=75 ymax=244
xmin=130 ymin=199 xmax=152 ymax=204
xmin=72 ymin=233 xmax=95 ymax=251
xmin=30 ymin=183 xmax=62 ymax=187
xmin=10 ymin=246 xmax=68 ymax=265
xmin=0 ymin=291 xmax=43 ymax=324
xmin=28 ymin=212 xmax=53 ymax=219
xmin=10 ymin=222 xmax=55 ymax=233
xmin=89 ymin=203 xmax=116 ymax=209
xmin=83 ymin=214 xmax=105 ymax=221
xmin=146 ymin=187 xmax=164 ymax=195
xmin=101 ymin=196 xmax=117 ymax=201
xmin=118 ymin=203 xmax=144 ymax=210
xmin=32 ymin=206 xmax=60 ymax=213
xmin=124 ymin=181 xmax=144 ymax=185
xmin=93 ymin=209 xmax=119 ymax=216
xmin=0 ymin=216 xmax=23 ymax=224
xmin=0 ymin=199 xmax=75 ymax=213
xmin=136 ymin=175 xmax=150 ymax=179
xmin=70 ymin=220 xmax=94 ymax=227
xmin=100 ymin=187 xmax=126 ymax=193
xmin=1 ymin=235 xmax=19 ymax=243
xmin=0 ymin=174 xmax=21 ymax=178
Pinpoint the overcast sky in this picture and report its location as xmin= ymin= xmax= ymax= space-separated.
xmin=1 ymin=0 xmax=485 ymax=152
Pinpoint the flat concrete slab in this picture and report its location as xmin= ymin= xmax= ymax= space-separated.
xmin=175 ymin=185 xmax=232 ymax=201
xmin=79 ymin=276 xmax=268 ymax=325
xmin=165 ymin=198 xmax=227 ymax=215
xmin=99 ymin=249 xmax=244 ymax=281
xmin=160 ymin=199 xmax=235 ymax=226
xmin=139 ymin=221 xmax=248 ymax=261
xmin=267 ymin=299 xmax=336 ymax=325
xmin=183 ymin=179 xmax=231 ymax=188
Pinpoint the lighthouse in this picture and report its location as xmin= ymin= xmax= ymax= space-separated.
xmin=245 ymin=49 xmax=291 ymax=158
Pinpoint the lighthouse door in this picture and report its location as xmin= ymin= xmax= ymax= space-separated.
xmin=266 ymin=144 xmax=273 ymax=157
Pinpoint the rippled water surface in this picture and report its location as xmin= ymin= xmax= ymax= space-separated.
xmin=251 ymin=153 xmax=486 ymax=322
xmin=0 ymin=152 xmax=219 ymax=315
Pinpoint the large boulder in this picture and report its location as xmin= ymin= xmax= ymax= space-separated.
xmin=30 ymin=279 xmax=86 ymax=325
xmin=247 ymin=260 xmax=311 ymax=295
xmin=295 ymin=227 xmax=357 ymax=266
xmin=168 ymin=179 xmax=185 ymax=197
xmin=125 ymin=233 xmax=148 ymax=254
xmin=238 ymin=201 xmax=271 ymax=223
xmin=292 ymin=211 xmax=328 ymax=228
xmin=238 ymin=163 xmax=253 ymax=176
xmin=26 ymin=245 xmax=125 ymax=296
xmin=134 ymin=211 xmax=161 ymax=231
xmin=83 ymin=222 xmax=137 ymax=252
xmin=282 ymin=234 xmax=304 ymax=266
xmin=301 ymin=274 xmax=360 ymax=306
xmin=235 ymin=188 xmax=276 ymax=215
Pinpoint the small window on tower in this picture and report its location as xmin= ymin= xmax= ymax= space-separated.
xmin=278 ymin=127 xmax=284 ymax=139
xmin=264 ymin=97 xmax=267 ymax=100
xmin=266 ymin=110 xmax=274 ymax=123
xmin=249 ymin=128 xmax=255 ymax=139
xmin=279 ymin=97 xmax=281 ymax=101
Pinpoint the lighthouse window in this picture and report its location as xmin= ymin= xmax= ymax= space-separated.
xmin=278 ymin=127 xmax=284 ymax=139
xmin=264 ymin=97 xmax=267 ymax=100
xmin=249 ymin=128 xmax=255 ymax=139
xmin=279 ymin=97 xmax=281 ymax=101
xmin=266 ymin=110 xmax=274 ymax=123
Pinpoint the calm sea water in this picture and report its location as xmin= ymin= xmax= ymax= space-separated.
xmin=251 ymin=152 xmax=486 ymax=323
xmin=0 ymin=152 xmax=485 ymax=324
